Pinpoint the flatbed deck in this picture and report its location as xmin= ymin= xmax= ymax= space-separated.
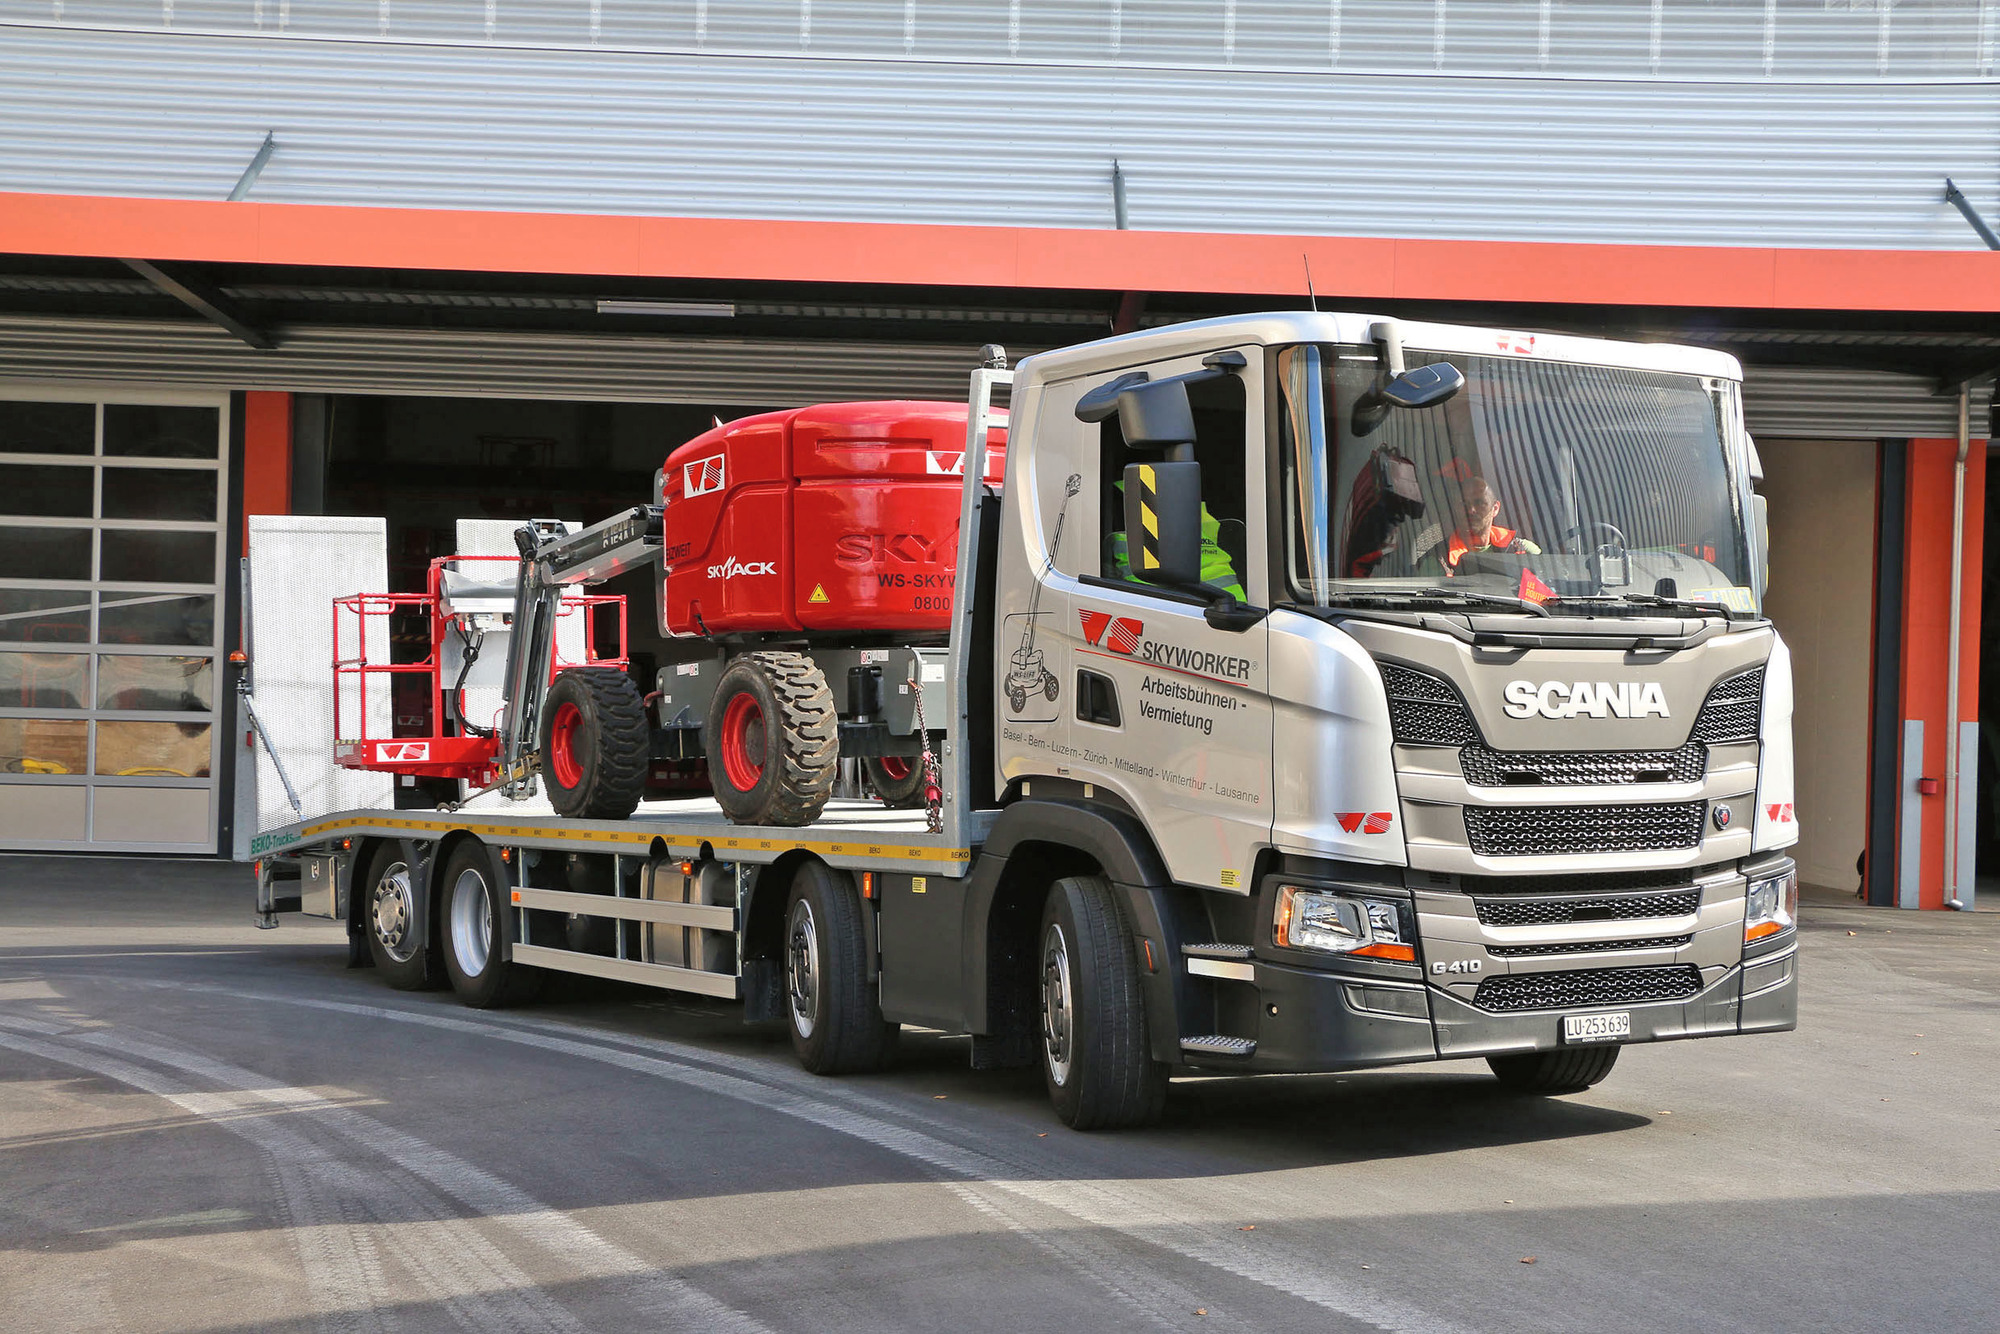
xmin=246 ymin=795 xmax=974 ymax=874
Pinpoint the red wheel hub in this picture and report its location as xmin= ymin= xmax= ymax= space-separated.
xmin=549 ymin=701 xmax=585 ymax=788
xmin=719 ymin=692 xmax=766 ymax=792
xmin=876 ymin=756 xmax=912 ymax=782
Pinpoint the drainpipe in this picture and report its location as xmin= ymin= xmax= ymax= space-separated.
xmin=1944 ymin=385 xmax=1970 ymax=910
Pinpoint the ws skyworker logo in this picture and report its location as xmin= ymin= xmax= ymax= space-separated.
xmin=683 ymin=454 xmax=725 ymax=497
xmin=1078 ymin=609 xmax=1143 ymax=655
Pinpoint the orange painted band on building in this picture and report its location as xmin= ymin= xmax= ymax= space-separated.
xmin=6 ymin=191 xmax=2000 ymax=313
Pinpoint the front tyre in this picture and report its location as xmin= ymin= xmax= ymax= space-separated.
xmin=1487 ymin=1045 xmax=1620 ymax=1094
xmin=785 ymin=862 xmax=898 ymax=1074
xmin=703 ymin=652 xmax=838 ymax=826
xmin=1040 ymin=876 xmax=1167 ymax=1130
xmin=363 ymin=841 xmax=441 ymax=990
xmin=438 ymin=842 xmax=543 ymax=1009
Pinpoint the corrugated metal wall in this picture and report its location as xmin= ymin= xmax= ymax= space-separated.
xmin=11 ymin=1 xmax=1998 ymax=78
xmin=0 ymin=23 xmax=1993 ymax=247
xmin=0 ymin=313 xmax=1982 ymax=437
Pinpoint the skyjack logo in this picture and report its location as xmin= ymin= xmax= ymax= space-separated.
xmin=1765 ymin=802 xmax=1795 ymax=823
xmin=376 ymin=741 xmax=431 ymax=763
xmin=1079 ymin=610 xmax=1143 ymax=655
xmin=707 ymin=557 xmax=775 ymax=580
xmin=684 ymin=454 xmax=725 ymax=497
xmin=1336 ymin=812 xmax=1395 ymax=835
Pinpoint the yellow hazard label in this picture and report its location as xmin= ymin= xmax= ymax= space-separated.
xmin=808 ymin=584 xmax=830 ymax=603
xmin=1218 ymin=868 xmax=1242 ymax=889
xmin=912 ymin=876 xmax=928 ymax=894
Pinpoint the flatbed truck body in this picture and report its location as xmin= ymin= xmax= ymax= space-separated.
xmin=247 ymin=312 xmax=1799 ymax=1127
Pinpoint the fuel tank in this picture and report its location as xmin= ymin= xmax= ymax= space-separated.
xmin=660 ymin=401 xmax=1006 ymax=638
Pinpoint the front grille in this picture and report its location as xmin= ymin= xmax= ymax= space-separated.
xmin=1459 ymin=740 xmax=1705 ymax=787
xmin=1380 ymin=664 xmax=1478 ymax=745
xmin=1475 ymin=887 xmax=1701 ymax=926
xmin=1460 ymin=867 xmax=1707 ymax=896
xmin=1487 ymin=934 xmax=1693 ymax=957
xmin=1463 ymin=801 xmax=1706 ymax=855
xmin=1472 ymin=964 xmax=1705 ymax=1012
xmin=1690 ymin=667 xmax=1764 ymax=744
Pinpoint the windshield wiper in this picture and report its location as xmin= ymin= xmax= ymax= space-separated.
xmin=1326 ymin=587 xmax=1550 ymax=617
xmin=1605 ymin=592 xmax=1747 ymax=621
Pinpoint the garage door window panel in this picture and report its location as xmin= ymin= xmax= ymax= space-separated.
xmin=94 ymin=719 xmax=212 ymax=778
xmin=97 ymin=655 xmax=213 ymax=712
xmin=0 ymin=589 xmax=91 ymax=644
xmin=0 ymin=716 xmax=87 ymax=776
xmin=100 ymin=530 xmax=216 ymax=584
xmin=103 ymin=405 xmax=220 ymax=459
xmin=0 ymin=651 xmax=87 ymax=709
xmin=99 ymin=593 xmax=215 ymax=647
xmin=101 ymin=468 xmax=218 ymax=523
xmin=5 ymin=526 xmax=94 ymax=581
xmin=0 ymin=463 xmax=95 ymax=518
xmin=0 ymin=401 xmax=94 ymax=456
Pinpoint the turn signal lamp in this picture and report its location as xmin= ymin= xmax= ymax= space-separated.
xmin=1744 ymin=868 xmax=1798 ymax=942
xmin=1274 ymin=886 xmax=1416 ymax=962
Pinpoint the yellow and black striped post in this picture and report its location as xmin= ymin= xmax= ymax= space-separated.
xmin=1122 ymin=459 xmax=1202 ymax=585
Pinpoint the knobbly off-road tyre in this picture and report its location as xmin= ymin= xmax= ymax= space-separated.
xmin=703 ymin=652 xmax=838 ymax=826
xmin=540 ymin=668 xmax=648 ymax=820
xmin=863 ymin=754 xmax=927 ymax=809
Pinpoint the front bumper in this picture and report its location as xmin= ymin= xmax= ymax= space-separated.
xmin=1178 ymin=938 xmax=1797 ymax=1075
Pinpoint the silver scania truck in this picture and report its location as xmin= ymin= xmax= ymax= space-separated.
xmin=250 ymin=311 xmax=1799 ymax=1130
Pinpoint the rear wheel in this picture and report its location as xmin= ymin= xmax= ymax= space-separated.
xmin=1040 ymin=876 xmax=1168 ymax=1130
xmin=785 ymin=862 xmax=898 ymax=1074
xmin=540 ymin=668 xmax=648 ymax=820
xmin=864 ymin=754 xmax=926 ymax=809
xmin=439 ymin=842 xmax=543 ymax=1009
xmin=703 ymin=652 xmax=837 ymax=826
xmin=363 ymin=841 xmax=440 ymax=990
xmin=1487 ymin=1045 xmax=1621 ymax=1094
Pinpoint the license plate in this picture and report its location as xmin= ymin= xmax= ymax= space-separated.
xmin=1563 ymin=1011 xmax=1631 ymax=1043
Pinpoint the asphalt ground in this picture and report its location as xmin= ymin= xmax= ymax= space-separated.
xmin=1 ymin=857 xmax=1995 ymax=1334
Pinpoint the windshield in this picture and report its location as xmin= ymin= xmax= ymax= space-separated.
xmin=1277 ymin=343 xmax=1757 ymax=617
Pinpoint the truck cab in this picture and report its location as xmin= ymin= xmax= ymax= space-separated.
xmin=989 ymin=312 xmax=1797 ymax=1080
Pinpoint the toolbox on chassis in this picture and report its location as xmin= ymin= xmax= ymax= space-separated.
xmin=248 ymin=312 xmax=1799 ymax=1130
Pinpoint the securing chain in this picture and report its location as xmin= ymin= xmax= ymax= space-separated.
xmin=908 ymin=673 xmax=944 ymax=834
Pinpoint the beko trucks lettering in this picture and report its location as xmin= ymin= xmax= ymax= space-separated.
xmin=707 ymin=557 xmax=776 ymax=580
xmin=1502 ymin=679 xmax=1670 ymax=720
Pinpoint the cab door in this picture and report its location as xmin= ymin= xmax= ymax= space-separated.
xmin=1052 ymin=348 xmax=1274 ymax=893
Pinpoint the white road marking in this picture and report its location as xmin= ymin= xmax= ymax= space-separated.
xmin=131 ymin=987 xmax=1471 ymax=1334
xmin=0 ymin=1015 xmax=771 ymax=1334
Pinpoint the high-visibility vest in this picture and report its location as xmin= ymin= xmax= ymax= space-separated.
xmin=1109 ymin=501 xmax=1247 ymax=601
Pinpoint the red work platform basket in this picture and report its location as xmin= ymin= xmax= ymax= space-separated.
xmin=332 ymin=552 xmax=628 ymax=784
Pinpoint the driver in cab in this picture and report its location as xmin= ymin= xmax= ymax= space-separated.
xmin=1418 ymin=476 xmax=1540 ymax=576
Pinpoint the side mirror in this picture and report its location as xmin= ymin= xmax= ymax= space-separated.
xmin=1123 ymin=460 xmax=1203 ymax=586
xmin=1351 ymin=362 xmax=1466 ymax=436
xmin=1115 ymin=378 xmax=1197 ymax=450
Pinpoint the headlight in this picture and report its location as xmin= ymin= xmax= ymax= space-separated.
xmin=1744 ymin=867 xmax=1798 ymax=942
xmin=1274 ymin=886 xmax=1415 ymax=962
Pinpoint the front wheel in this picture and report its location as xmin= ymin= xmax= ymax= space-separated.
xmin=438 ymin=842 xmax=543 ymax=1009
xmin=1487 ymin=1045 xmax=1620 ymax=1094
xmin=703 ymin=652 xmax=838 ymax=826
xmin=1039 ymin=876 xmax=1167 ymax=1130
xmin=785 ymin=862 xmax=898 ymax=1074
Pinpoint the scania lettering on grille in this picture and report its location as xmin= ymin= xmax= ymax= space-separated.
xmin=1502 ymin=680 xmax=1670 ymax=720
